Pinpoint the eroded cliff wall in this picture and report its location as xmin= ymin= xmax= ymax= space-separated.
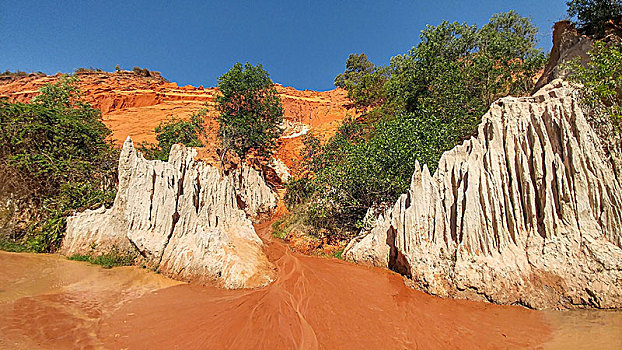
xmin=61 ymin=137 xmax=277 ymax=289
xmin=345 ymin=81 xmax=622 ymax=309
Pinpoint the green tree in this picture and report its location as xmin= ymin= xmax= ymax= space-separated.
xmin=567 ymin=41 xmax=622 ymax=133
xmin=478 ymin=11 xmax=548 ymax=98
xmin=0 ymin=75 xmax=117 ymax=252
xmin=334 ymin=53 xmax=389 ymax=110
xmin=286 ymin=11 xmax=547 ymax=240
xmin=479 ymin=11 xmax=540 ymax=59
xmin=389 ymin=12 xmax=544 ymax=114
xmin=567 ymin=0 xmax=622 ymax=35
xmin=139 ymin=110 xmax=206 ymax=161
xmin=216 ymin=62 xmax=283 ymax=166
xmin=290 ymin=113 xmax=453 ymax=235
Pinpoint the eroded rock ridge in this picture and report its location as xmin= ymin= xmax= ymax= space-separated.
xmin=61 ymin=137 xmax=277 ymax=289
xmin=345 ymin=81 xmax=622 ymax=309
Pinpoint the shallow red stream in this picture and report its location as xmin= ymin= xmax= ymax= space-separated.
xmin=0 ymin=220 xmax=618 ymax=349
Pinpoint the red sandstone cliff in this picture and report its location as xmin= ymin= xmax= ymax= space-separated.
xmin=0 ymin=71 xmax=354 ymax=170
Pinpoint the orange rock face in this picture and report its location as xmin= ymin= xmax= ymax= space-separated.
xmin=0 ymin=71 xmax=354 ymax=171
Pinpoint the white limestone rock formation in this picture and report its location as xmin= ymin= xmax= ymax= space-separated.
xmin=61 ymin=138 xmax=278 ymax=289
xmin=269 ymin=157 xmax=292 ymax=183
xmin=344 ymin=81 xmax=622 ymax=309
xmin=343 ymin=206 xmax=391 ymax=268
xmin=232 ymin=165 xmax=278 ymax=220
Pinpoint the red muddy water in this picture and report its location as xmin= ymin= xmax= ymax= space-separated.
xmin=0 ymin=218 xmax=556 ymax=350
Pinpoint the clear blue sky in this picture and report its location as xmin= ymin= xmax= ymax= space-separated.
xmin=1 ymin=0 xmax=568 ymax=91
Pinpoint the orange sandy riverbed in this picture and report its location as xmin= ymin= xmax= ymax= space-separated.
xmin=1 ymin=219 xmax=553 ymax=349
xmin=2 ymin=220 xmax=621 ymax=349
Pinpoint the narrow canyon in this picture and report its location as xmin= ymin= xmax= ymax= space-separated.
xmin=2 ymin=19 xmax=622 ymax=348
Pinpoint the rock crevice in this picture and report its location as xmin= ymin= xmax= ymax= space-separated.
xmin=61 ymin=137 xmax=278 ymax=289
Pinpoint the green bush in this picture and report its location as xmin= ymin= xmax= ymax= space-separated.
xmin=68 ymin=247 xmax=135 ymax=268
xmin=0 ymin=75 xmax=118 ymax=252
xmin=271 ymin=202 xmax=316 ymax=240
xmin=271 ymin=218 xmax=288 ymax=239
xmin=332 ymin=249 xmax=344 ymax=260
xmin=295 ymin=113 xmax=454 ymax=235
xmin=139 ymin=110 xmax=206 ymax=161
xmin=0 ymin=236 xmax=29 ymax=252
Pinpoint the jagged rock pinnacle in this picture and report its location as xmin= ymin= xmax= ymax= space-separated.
xmin=61 ymin=138 xmax=278 ymax=289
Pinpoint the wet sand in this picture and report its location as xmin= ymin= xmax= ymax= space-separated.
xmin=0 ymin=220 xmax=616 ymax=349
xmin=0 ymin=251 xmax=181 ymax=349
xmin=542 ymin=310 xmax=622 ymax=349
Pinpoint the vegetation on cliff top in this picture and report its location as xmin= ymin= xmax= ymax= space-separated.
xmin=567 ymin=0 xmax=622 ymax=36
xmin=0 ymin=75 xmax=118 ymax=252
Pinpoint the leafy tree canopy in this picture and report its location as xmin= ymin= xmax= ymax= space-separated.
xmin=286 ymin=11 xmax=547 ymax=239
xmin=216 ymin=62 xmax=283 ymax=164
xmin=140 ymin=110 xmax=206 ymax=161
xmin=334 ymin=53 xmax=389 ymax=110
xmin=389 ymin=11 xmax=546 ymax=116
xmin=567 ymin=0 xmax=622 ymax=35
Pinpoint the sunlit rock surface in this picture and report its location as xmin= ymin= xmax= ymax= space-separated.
xmin=62 ymin=138 xmax=277 ymax=289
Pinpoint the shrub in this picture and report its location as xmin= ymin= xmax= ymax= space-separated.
xmin=271 ymin=202 xmax=316 ymax=240
xmin=74 ymin=67 xmax=100 ymax=73
xmin=297 ymin=113 xmax=454 ymax=235
xmin=0 ymin=75 xmax=118 ymax=252
xmin=0 ymin=70 xmax=28 ymax=78
xmin=132 ymin=66 xmax=151 ymax=77
xmin=68 ymin=247 xmax=135 ymax=268
xmin=139 ymin=110 xmax=206 ymax=161
xmin=567 ymin=41 xmax=622 ymax=134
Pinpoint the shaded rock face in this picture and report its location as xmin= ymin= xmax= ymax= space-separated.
xmin=343 ymin=206 xmax=391 ymax=268
xmin=345 ymin=81 xmax=622 ymax=309
xmin=61 ymin=138 xmax=278 ymax=289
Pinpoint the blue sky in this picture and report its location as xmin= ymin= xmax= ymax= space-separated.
xmin=1 ymin=1 xmax=568 ymax=91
